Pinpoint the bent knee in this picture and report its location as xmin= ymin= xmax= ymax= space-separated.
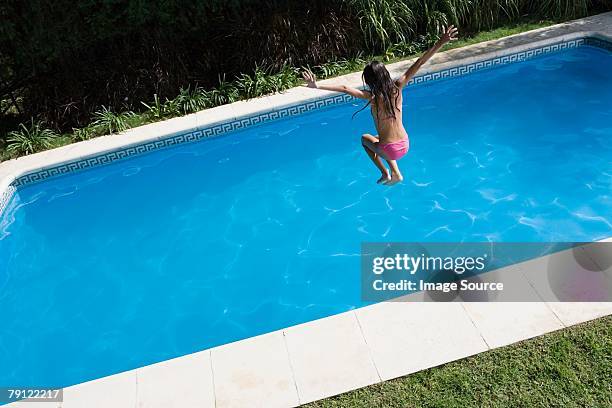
xmin=361 ymin=134 xmax=376 ymax=145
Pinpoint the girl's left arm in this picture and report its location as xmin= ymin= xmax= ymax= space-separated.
xmin=396 ymin=25 xmax=459 ymax=88
xmin=302 ymin=70 xmax=371 ymax=100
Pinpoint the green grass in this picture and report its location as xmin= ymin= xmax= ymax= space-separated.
xmin=305 ymin=316 xmax=612 ymax=408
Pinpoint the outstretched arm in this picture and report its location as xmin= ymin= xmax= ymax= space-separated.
xmin=302 ymin=70 xmax=371 ymax=100
xmin=396 ymin=25 xmax=459 ymax=88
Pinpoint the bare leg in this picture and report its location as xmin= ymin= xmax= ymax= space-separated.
xmin=361 ymin=134 xmax=390 ymax=184
xmin=384 ymin=159 xmax=404 ymax=185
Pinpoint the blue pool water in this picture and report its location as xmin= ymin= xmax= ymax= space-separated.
xmin=1 ymin=45 xmax=611 ymax=388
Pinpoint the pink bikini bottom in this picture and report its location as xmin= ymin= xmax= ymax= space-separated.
xmin=378 ymin=138 xmax=409 ymax=160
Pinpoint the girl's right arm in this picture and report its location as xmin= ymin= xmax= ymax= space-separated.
xmin=302 ymin=70 xmax=371 ymax=100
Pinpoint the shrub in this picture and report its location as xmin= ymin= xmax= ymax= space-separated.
xmin=6 ymin=120 xmax=57 ymax=156
xmin=384 ymin=43 xmax=418 ymax=61
xmin=313 ymin=55 xmax=368 ymax=79
xmin=72 ymin=125 xmax=97 ymax=142
xmin=92 ymin=106 xmax=136 ymax=134
xmin=141 ymin=94 xmax=166 ymax=120
xmin=348 ymin=0 xmax=416 ymax=50
xmin=162 ymin=98 xmax=182 ymax=118
xmin=175 ymin=87 xmax=210 ymax=114
xmin=235 ymin=67 xmax=266 ymax=99
xmin=529 ymin=0 xmax=590 ymax=21
xmin=210 ymin=78 xmax=240 ymax=106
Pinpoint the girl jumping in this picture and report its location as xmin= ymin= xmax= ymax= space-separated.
xmin=303 ymin=26 xmax=459 ymax=185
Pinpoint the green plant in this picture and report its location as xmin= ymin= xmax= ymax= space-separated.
xmin=209 ymin=78 xmax=240 ymax=106
xmin=162 ymin=98 xmax=182 ymax=117
xmin=468 ymin=0 xmax=521 ymax=30
xmin=175 ymin=86 xmax=209 ymax=114
xmin=529 ymin=0 xmax=590 ymax=21
xmin=141 ymin=94 xmax=165 ymax=120
xmin=6 ymin=120 xmax=57 ymax=156
xmin=277 ymin=65 xmax=301 ymax=88
xmin=313 ymin=55 xmax=368 ymax=79
xmin=72 ymin=125 xmax=97 ymax=141
xmin=383 ymin=42 xmax=418 ymax=61
xmin=234 ymin=67 xmax=268 ymax=98
xmin=92 ymin=106 xmax=136 ymax=134
xmin=348 ymin=0 xmax=416 ymax=50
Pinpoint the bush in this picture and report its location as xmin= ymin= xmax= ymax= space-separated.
xmin=92 ymin=106 xmax=136 ymax=134
xmin=348 ymin=0 xmax=415 ymax=51
xmin=529 ymin=0 xmax=591 ymax=21
xmin=72 ymin=125 xmax=97 ymax=142
xmin=209 ymin=78 xmax=240 ymax=106
xmin=6 ymin=120 xmax=58 ymax=156
xmin=313 ymin=55 xmax=368 ymax=78
xmin=141 ymin=94 xmax=166 ymax=120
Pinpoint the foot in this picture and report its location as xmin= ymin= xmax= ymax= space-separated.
xmin=384 ymin=173 xmax=404 ymax=186
xmin=376 ymin=172 xmax=391 ymax=184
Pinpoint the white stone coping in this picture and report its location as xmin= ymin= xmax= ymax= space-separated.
xmin=3 ymin=12 xmax=612 ymax=407
xmin=8 ymin=242 xmax=611 ymax=407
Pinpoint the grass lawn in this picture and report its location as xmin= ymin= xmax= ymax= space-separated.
xmin=306 ymin=315 xmax=612 ymax=408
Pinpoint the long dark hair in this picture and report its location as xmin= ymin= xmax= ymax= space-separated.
xmin=353 ymin=60 xmax=400 ymax=120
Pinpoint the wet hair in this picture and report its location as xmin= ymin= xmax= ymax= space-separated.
xmin=353 ymin=60 xmax=400 ymax=120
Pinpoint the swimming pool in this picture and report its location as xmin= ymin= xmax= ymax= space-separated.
xmin=0 ymin=40 xmax=611 ymax=389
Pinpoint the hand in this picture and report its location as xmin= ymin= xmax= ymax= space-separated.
xmin=302 ymin=69 xmax=318 ymax=88
xmin=440 ymin=25 xmax=459 ymax=44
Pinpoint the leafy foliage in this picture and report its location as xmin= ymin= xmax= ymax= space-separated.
xmin=141 ymin=94 xmax=166 ymax=120
xmin=348 ymin=0 xmax=415 ymax=51
xmin=210 ymin=79 xmax=240 ymax=106
xmin=312 ymin=55 xmax=369 ymax=78
xmin=6 ymin=120 xmax=57 ymax=156
xmin=72 ymin=125 xmax=97 ymax=142
xmin=529 ymin=0 xmax=592 ymax=20
xmin=175 ymin=87 xmax=210 ymax=114
xmin=92 ymin=107 xmax=136 ymax=134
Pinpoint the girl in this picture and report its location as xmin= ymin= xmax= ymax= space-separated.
xmin=303 ymin=26 xmax=459 ymax=185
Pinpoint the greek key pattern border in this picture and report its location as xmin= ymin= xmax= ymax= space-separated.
xmin=5 ymin=36 xmax=610 ymax=196
xmin=409 ymin=37 xmax=587 ymax=86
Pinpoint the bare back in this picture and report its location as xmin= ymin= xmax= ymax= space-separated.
xmin=369 ymin=85 xmax=408 ymax=144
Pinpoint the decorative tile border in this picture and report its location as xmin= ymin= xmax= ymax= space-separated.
xmin=9 ymin=93 xmax=354 ymax=189
xmin=409 ymin=37 xmax=588 ymax=86
xmin=2 ymin=36 xmax=611 ymax=206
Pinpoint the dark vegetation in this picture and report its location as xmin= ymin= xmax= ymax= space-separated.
xmin=1 ymin=0 xmax=611 ymax=158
